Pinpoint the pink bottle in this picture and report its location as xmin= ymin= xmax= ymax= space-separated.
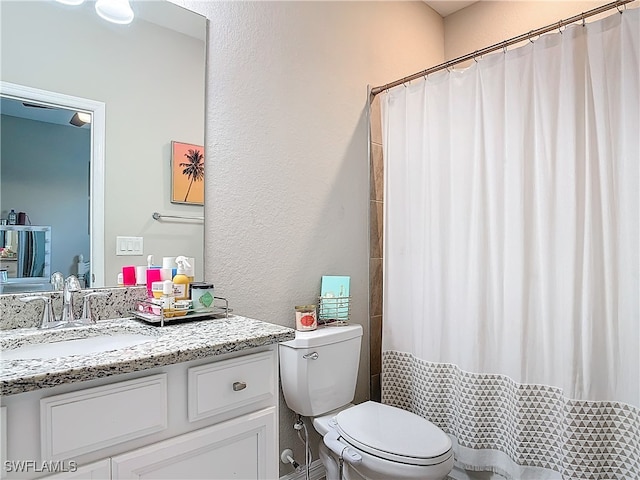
xmin=146 ymin=268 xmax=161 ymax=296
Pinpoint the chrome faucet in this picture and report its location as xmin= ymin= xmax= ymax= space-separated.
xmin=23 ymin=273 xmax=85 ymax=329
xmin=20 ymin=295 xmax=60 ymax=329
xmin=61 ymin=275 xmax=82 ymax=325
xmin=80 ymin=291 xmax=109 ymax=324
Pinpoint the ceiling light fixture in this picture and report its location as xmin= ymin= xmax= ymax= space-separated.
xmin=95 ymin=0 xmax=134 ymax=25
xmin=70 ymin=112 xmax=92 ymax=127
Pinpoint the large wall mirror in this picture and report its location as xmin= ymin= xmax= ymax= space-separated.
xmin=0 ymin=0 xmax=206 ymax=293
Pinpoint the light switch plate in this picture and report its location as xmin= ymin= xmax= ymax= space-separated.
xmin=116 ymin=236 xmax=144 ymax=256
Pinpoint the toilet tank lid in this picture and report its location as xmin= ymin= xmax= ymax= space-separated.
xmin=280 ymin=324 xmax=363 ymax=348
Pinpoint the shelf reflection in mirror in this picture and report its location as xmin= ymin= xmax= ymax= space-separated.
xmin=0 ymin=226 xmax=52 ymax=294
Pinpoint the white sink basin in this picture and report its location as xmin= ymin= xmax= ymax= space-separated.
xmin=1 ymin=333 xmax=157 ymax=361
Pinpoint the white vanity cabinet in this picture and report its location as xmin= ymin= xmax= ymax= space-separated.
xmin=110 ymin=407 xmax=276 ymax=479
xmin=39 ymin=460 xmax=111 ymax=480
xmin=2 ymin=346 xmax=279 ymax=480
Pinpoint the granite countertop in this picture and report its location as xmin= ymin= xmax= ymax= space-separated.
xmin=0 ymin=315 xmax=295 ymax=396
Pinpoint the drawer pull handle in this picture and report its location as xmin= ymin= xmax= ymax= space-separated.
xmin=233 ymin=381 xmax=247 ymax=391
xmin=303 ymin=352 xmax=319 ymax=360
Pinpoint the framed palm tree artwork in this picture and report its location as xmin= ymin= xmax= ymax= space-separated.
xmin=171 ymin=141 xmax=204 ymax=205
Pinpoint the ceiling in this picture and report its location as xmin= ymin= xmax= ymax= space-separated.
xmin=425 ymin=1 xmax=477 ymax=17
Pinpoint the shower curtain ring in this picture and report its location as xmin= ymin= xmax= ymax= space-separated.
xmin=473 ymin=51 xmax=479 ymax=63
xmin=581 ymin=13 xmax=586 ymax=27
xmin=558 ymin=21 xmax=564 ymax=34
xmin=502 ymin=41 xmax=508 ymax=54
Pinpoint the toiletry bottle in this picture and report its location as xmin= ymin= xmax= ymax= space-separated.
xmin=161 ymin=280 xmax=175 ymax=311
xmin=186 ymin=257 xmax=195 ymax=282
xmin=172 ymin=256 xmax=191 ymax=301
xmin=146 ymin=255 xmax=162 ymax=296
xmin=7 ymin=209 xmax=17 ymax=225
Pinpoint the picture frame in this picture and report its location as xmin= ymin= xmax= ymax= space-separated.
xmin=171 ymin=141 xmax=204 ymax=205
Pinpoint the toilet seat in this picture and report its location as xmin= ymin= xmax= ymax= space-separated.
xmin=332 ymin=402 xmax=453 ymax=467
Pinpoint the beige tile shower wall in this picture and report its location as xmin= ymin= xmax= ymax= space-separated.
xmin=369 ymin=94 xmax=383 ymax=402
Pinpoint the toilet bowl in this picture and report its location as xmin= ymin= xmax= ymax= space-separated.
xmin=279 ymin=324 xmax=454 ymax=480
xmin=313 ymin=402 xmax=454 ymax=480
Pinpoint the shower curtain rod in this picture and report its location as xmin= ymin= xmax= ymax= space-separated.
xmin=371 ymin=0 xmax=636 ymax=96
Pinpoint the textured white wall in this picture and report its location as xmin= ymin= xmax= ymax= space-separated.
xmin=175 ymin=0 xmax=443 ymax=472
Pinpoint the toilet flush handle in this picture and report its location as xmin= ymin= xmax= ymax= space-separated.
xmin=303 ymin=352 xmax=319 ymax=360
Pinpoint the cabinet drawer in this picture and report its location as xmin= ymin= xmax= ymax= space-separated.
xmin=188 ymin=351 xmax=275 ymax=422
xmin=41 ymin=374 xmax=167 ymax=460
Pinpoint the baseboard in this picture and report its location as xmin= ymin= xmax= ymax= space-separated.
xmin=279 ymin=459 xmax=325 ymax=480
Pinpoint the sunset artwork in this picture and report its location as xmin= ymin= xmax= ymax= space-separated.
xmin=171 ymin=141 xmax=204 ymax=205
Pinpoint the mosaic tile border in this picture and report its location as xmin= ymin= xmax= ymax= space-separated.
xmin=382 ymin=351 xmax=640 ymax=480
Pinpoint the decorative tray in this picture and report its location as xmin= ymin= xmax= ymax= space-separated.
xmin=131 ymin=296 xmax=231 ymax=327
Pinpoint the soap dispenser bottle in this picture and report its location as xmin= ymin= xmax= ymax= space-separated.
xmin=161 ymin=280 xmax=175 ymax=311
xmin=173 ymin=256 xmax=191 ymax=301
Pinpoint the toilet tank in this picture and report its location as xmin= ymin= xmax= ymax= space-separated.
xmin=279 ymin=324 xmax=363 ymax=417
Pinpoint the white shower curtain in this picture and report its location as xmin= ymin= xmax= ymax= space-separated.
xmin=381 ymin=9 xmax=639 ymax=479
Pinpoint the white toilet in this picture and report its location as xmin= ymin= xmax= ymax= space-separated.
xmin=279 ymin=324 xmax=454 ymax=480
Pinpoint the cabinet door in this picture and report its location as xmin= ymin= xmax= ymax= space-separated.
xmin=38 ymin=459 xmax=110 ymax=480
xmin=111 ymin=407 xmax=277 ymax=480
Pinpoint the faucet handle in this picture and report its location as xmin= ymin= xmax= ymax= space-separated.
xmin=65 ymin=275 xmax=82 ymax=292
xmin=20 ymin=296 xmax=60 ymax=329
xmin=61 ymin=275 xmax=83 ymax=324
xmin=80 ymin=292 xmax=109 ymax=324
xmin=50 ymin=272 xmax=64 ymax=291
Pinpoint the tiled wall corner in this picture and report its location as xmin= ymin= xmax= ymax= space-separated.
xmin=369 ymin=93 xmax=384 ymax=402
xmin=370 ymin=199 xmax=383 ymax=259
xmin=369 ymin=259 xmax=383 ymax=317
xmin=370 ymin=314 xmax=382 ymax=375
xmin=370 ymin=93 xmax=382 ymax=146
xmin=370 ymin=143 xmax=384 ymax=202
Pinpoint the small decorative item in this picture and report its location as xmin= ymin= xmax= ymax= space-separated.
xmin=295 ymin=305 xmax=317 ymax=331
xmin=171 ymin=141 xmax=204 ymax=205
